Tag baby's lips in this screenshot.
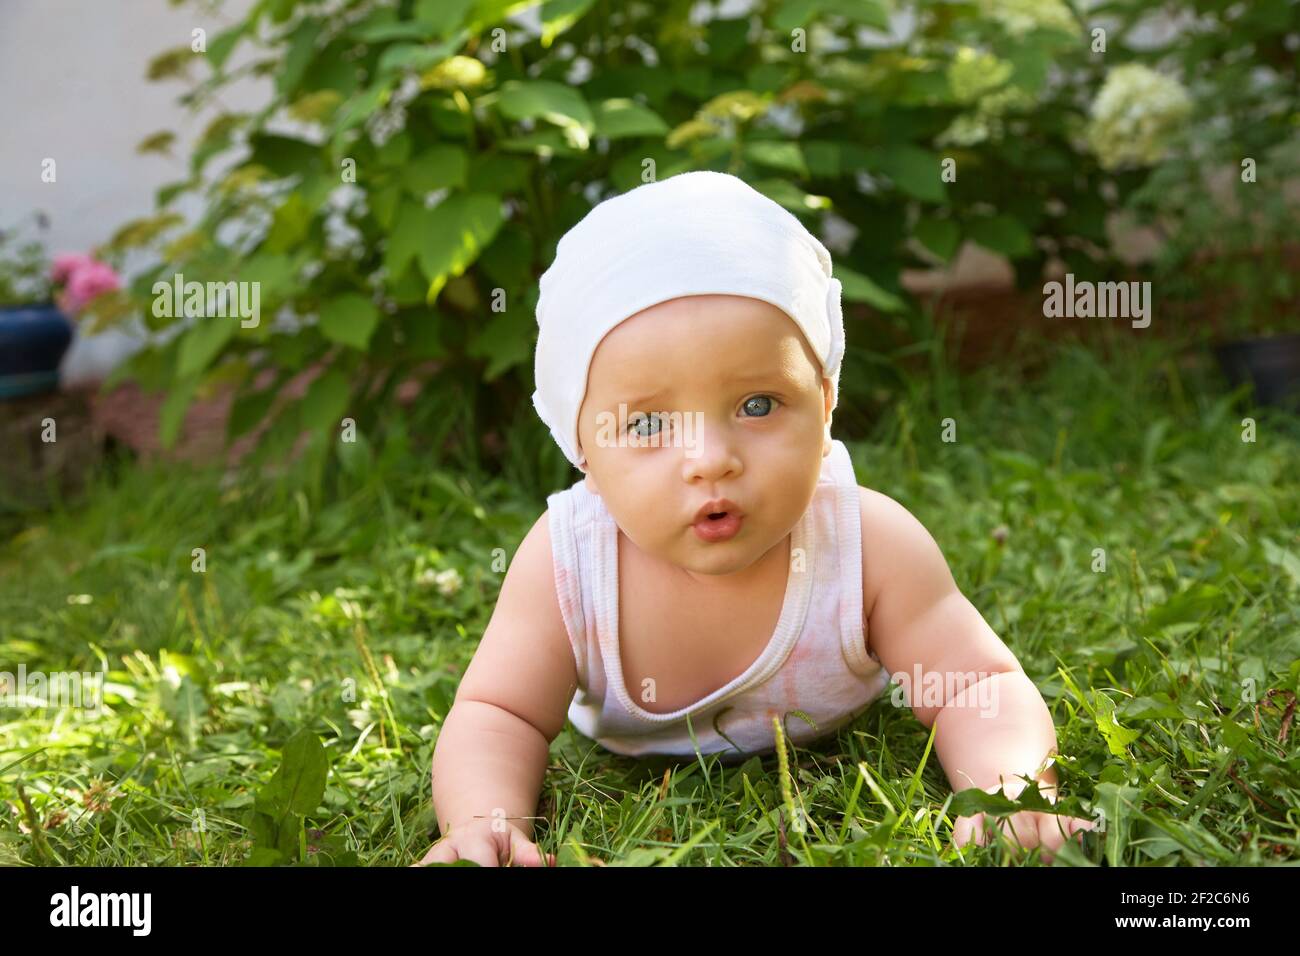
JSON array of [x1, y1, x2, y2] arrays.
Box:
[[691, 497, 743, 524]]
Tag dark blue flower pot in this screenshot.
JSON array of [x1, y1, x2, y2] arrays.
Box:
[[0, 303, 75, 399], [1214, 333, 1300, 414]]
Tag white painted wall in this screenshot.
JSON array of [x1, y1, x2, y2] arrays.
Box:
[[0, 0, 266, 385], [0, 0, 265, 262]]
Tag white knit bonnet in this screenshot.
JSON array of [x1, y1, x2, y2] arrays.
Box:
[[531, 170, 845, 471]]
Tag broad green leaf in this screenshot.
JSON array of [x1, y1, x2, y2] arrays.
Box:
[[707, 17, 751, 61], [872, 145, 947, 202], [1262, 538, 1300, 589], [468, 0, 545, 32], [540, 0, 597, 48], [773, 0, 889, 32], [592, 99, 669, 140], [966, 215, 1034, 258], [267, 729, 329, 817], [239, 253, 297, 309], [249, 133, 320, 178], [384, 202, 429, 277], [1007, 46, 1051, 96], [834, 264, 906, 312], [264, 193, 313, 253], [398, 308, 447, 359], [277, 18, 323, 95], [208, 26, 245, 72], [415, 0, 475, 35], [404, 145, 469, 193], [228, 382, 278, 441], [265, 0, 296, 24], [802, 140, 841, 178], [245, 807, 278, 852], [275, 813, 301, 858], [499, 127, 589, 156], [466, 153, 531, 193], [772, 0, 817, 33], [1121, 695, 1185, 720], [1092, 782, 1142, 868], [1141, 583, 1225, 632], [300, 367, 353, 431], [161, 674, 207, 749], [419, 193, 505, 303], [375, 131, 413, 166], [467, 306, 534, 380], [743, 140, 808, 177], [751, 178, 831, 215], [350, 13, 436, 43], [377, 36, 465, 76], [1094, 692, 1142, 757], [177, 317, 238, 378], [332, 82, 390, 137], [496, 80, 595, 148], [159, 374, 200, 450], [319, 294, 381, 350], [371, 184, 403, 230], [913, 219, 961, 261], [818, 0, 890, 30], [420, 55, 488, 91], [479, 228, 534, 292], [337, 427, 373, 479]]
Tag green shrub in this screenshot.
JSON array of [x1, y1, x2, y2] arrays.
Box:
[[98, 0, 1291, 486]]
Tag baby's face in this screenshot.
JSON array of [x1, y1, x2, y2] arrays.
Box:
[[576, 294, 833, 578]]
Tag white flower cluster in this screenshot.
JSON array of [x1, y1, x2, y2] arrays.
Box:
[[365, 72, 423, 148], [418, 567, 463, 597], [937, 48, 1034, 147], [1086, 64, 1193, 170], [977, 0, 1080, 38], [324, 182, 368, 259]]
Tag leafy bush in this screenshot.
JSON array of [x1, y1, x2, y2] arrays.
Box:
[[0, 213, 53, 307], [99, 0, 1292, 483]]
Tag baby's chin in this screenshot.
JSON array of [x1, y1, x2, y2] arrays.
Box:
[[666, 525, 792, 578]]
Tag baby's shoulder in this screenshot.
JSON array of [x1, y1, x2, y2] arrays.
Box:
[[854, 484, 956, 612]]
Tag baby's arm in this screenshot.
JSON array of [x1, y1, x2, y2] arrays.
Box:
[[421, 510, 577, 865], [858, 487, 1093, 859]]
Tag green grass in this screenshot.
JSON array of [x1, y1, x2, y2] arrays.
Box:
[[1, 328, 1297, 866]]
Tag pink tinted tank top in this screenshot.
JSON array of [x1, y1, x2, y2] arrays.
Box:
[[545, 439, 891, 760]]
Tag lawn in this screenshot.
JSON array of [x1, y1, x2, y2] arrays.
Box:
[[2, 329, 1297, 866]]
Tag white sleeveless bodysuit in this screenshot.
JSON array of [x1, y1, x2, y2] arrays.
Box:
[[545, 439, 892, 760]]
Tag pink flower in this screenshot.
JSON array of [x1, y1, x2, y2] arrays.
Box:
[[64, 261, 121, 312], [50, 252, 95, 285]]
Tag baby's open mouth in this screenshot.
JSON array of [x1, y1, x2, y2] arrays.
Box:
[[692, 508, 743, 542]]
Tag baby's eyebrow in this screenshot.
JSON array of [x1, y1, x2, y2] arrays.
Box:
[[723, 368, 793, 386], [619, 370, 793, 408]]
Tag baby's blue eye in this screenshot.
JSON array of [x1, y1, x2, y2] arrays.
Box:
[[628, 413, 663, 437], [742, 395, 776, 417]]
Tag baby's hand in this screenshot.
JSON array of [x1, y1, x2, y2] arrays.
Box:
[[952, 809, 1096, 864], [411, 818, 556, 868]]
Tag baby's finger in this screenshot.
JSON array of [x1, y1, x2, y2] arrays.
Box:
[[1035, 813, 1097, 863], [951, 813, 987, 849], [505, 829, 548, 867], [412, 839, 459, 867], [998, 811, 1041, 852], [447, 835, 500, 867]]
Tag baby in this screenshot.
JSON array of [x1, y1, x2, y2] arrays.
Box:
[[415, 171, 1094, 867]]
